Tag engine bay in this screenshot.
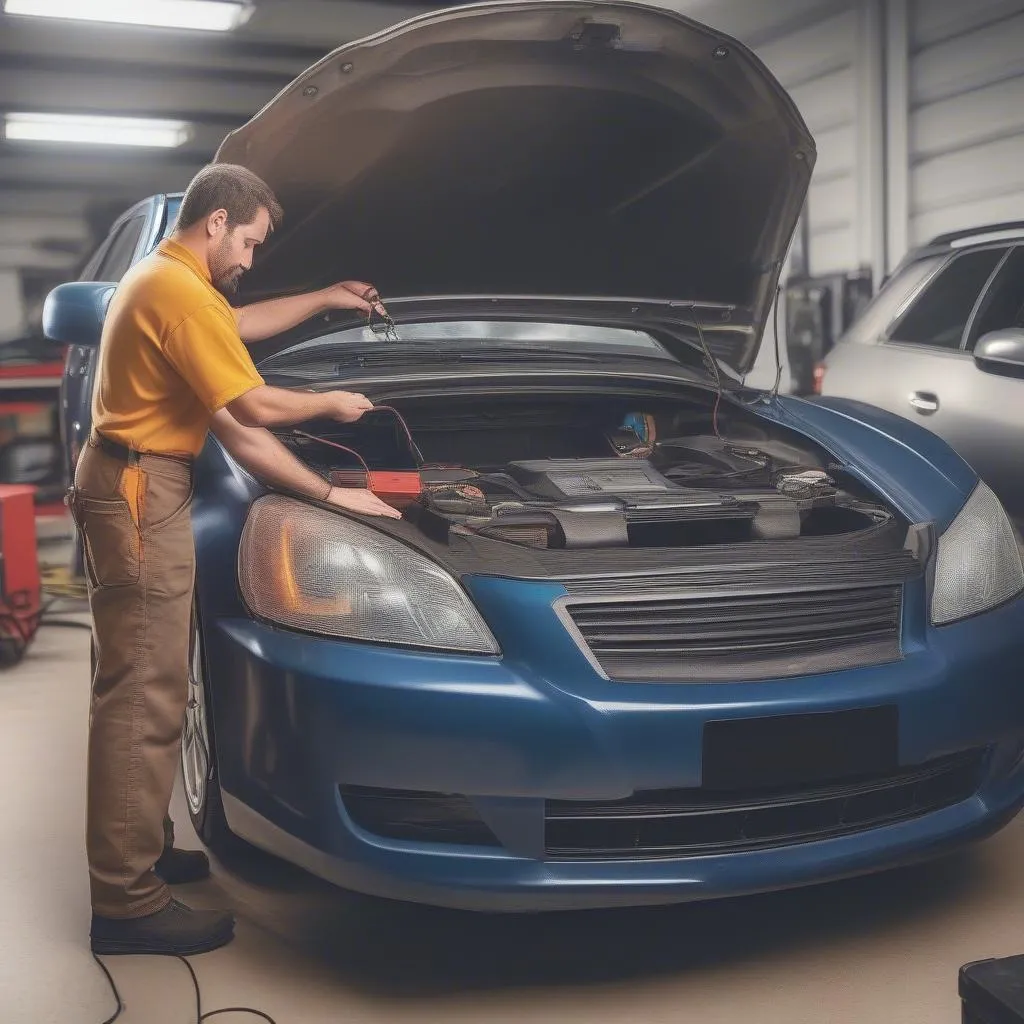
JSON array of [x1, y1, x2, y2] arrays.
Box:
[[276, 391, 894, 552]]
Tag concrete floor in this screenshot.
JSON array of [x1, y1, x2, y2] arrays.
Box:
[[3, 624, 1024, 1024]]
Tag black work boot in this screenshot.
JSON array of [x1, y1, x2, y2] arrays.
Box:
[[90, 898, 235, 956], [155, 847, 211, 884]]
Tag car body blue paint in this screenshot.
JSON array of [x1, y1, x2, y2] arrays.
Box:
[[62, 194, 1024, 911], [181, 404, 1024, 911], [219, 786, 1024, 912], [755, 395, 978, 529], [196, 585, 1024, 910]]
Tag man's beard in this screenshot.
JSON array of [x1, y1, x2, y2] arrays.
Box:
[[210, 238, 244, 295], [215, 268, 244, 295]]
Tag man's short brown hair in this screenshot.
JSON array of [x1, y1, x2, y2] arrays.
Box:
[[176, 164, 283, 233]]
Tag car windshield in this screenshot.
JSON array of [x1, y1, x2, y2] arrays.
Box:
[[259, 320, 679, 373]]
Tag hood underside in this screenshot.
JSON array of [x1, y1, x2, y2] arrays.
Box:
[[216, 1, 815, 375]]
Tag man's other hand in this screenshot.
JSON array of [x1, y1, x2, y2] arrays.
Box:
[[321, 280, 388, 318], [326, 390, 374, 423], [326, 486, 402, 519]]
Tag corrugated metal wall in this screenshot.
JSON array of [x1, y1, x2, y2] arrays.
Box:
[[677, 0, 881, 281], [905, 0, 1024, 246], [759, 6, 863, 276], [676, 0, 883, 386], [669, 0, 1024, 387], [681, 0, 1024, 272]]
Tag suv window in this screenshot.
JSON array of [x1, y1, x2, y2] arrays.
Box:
[[966, 246, 1024, 350], [96, 214, 146, 281], [839, 256, 941, 345], [888, 247, 1005, 349]]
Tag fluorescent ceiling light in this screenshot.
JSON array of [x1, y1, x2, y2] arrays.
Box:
[[2, 0, 253, 32], [5, 112, 192, 148]]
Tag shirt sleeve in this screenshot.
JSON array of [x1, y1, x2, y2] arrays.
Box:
[[163, 303, 265, 413]]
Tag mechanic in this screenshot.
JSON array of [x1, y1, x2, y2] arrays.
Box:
[[68, 163, 402, 958]]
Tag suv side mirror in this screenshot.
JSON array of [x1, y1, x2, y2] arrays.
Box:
[[974, 328, 1024, 380], [42, 281, 117, 349]]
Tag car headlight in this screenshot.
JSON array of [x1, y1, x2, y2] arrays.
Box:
[[238, 494, 499, 654], [931, 481, 1024, 626]]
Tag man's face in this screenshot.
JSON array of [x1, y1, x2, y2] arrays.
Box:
[[208, 206, 271, 295]]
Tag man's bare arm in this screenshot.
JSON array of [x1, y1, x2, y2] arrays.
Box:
[[211, 408, 331, 499], [209, 409, 401, 518], [226, 384, 372, 428], [234, 281, 386, 344]]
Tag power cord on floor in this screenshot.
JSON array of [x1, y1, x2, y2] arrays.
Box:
[[94, 952, 278, 1024]]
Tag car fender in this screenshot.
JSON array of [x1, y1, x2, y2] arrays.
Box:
[[751, 394, 977, 532]]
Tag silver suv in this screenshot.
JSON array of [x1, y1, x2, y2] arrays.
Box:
[[818, 223, 1024, 523]]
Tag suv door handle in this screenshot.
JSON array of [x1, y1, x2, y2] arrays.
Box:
[[909, 391, 939, 415]]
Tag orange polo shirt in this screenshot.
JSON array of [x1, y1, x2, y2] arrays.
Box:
[[92, 238, 264, 457]]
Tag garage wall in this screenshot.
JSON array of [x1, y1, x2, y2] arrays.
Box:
[[673, 0, 1024, 389], [759, 6, 864, 277], [675, 0, 884, 282], [683, 0, 1024, 275], [903, 0, 1024, 247], [672, 0, 886, 388]]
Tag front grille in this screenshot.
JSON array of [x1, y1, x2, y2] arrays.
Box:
[[545, 749, 986, 859], [563, 585, 903, 682]]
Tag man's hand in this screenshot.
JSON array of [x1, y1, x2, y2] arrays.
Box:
[[211, 408, 333, 503], [326, 486, 402, 519], [235, 279, 388, 343], [210, 410, 402, 518], [325, 390, 374, 423], [321, 280, 388, 318]]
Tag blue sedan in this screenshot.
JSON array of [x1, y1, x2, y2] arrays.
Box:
[[50, 0, 1024, 912]]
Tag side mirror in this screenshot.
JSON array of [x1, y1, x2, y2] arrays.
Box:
[[42, 281, 117, 349], [975, 328, 1024, 380]]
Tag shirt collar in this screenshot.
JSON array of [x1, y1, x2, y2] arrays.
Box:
[[158, 237, 213, 284]]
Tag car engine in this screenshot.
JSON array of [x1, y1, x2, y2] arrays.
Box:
[[277, 390, 893, 552]]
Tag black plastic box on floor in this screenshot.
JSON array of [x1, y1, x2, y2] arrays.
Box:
[[961, 956, 1024, 1024]]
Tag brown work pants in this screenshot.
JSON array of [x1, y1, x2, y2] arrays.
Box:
[[69, 438, 195, 919]]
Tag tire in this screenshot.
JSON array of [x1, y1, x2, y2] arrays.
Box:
[[182, 605, 245, 861]]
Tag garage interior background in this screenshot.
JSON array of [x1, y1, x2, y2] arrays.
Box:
[[0, 0, 1022, 393]]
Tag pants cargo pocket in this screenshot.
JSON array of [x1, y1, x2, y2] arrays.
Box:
[[141, 460, 194, 533], [77, 496, 141, 588]]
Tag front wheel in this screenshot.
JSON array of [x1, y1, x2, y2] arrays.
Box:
[[182, 606, 242, 860]]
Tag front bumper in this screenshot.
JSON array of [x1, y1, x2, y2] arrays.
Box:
[[202, 576, 1024, 912]]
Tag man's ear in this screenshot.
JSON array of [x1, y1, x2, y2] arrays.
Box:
[[206, 208, 229, 237]]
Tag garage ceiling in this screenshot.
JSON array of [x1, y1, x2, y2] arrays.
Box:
[[0, 0, 829, 340], [0, 0, 461, 336]]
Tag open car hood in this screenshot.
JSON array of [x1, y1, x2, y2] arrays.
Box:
[[216, 0, 815, 377]]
